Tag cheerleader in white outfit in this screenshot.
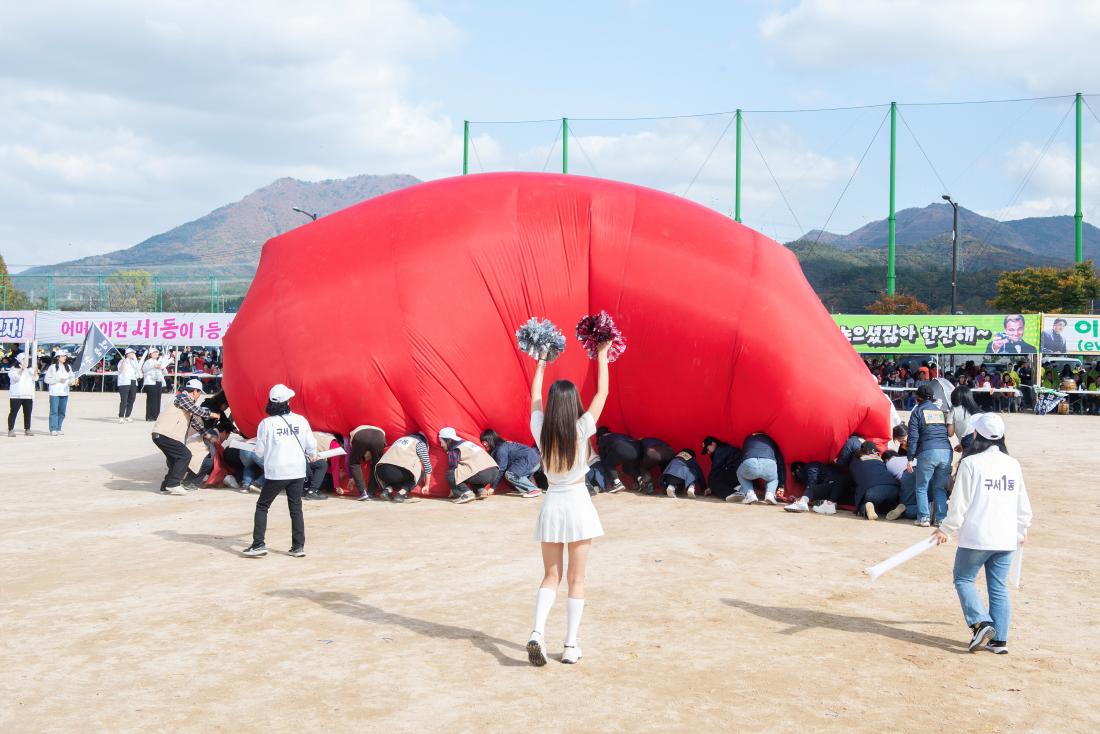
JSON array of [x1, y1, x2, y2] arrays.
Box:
[[526, 340, 612, 666]]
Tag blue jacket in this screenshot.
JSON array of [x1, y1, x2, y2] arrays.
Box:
[[597, 431, 637, 461], [803, 462, 846, 488], [490, 441, 540, 478], [661, 455, 706, 489], [907, 400, 952, 456], [848, 455, 899, 492], [742, 433, 786, 488], [836, 435, 863, 467]]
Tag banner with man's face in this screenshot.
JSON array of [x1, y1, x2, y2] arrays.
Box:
[[1041, 315, 1100, 354], [833, 314, 1041, 354]]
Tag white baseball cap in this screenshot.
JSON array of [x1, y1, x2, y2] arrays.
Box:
[[185, 378, 204, 391], [438, 427, 459, 442], [269, 383, 295, 403], [125, 347, 136, 354], [972, 413, 1005, 440]]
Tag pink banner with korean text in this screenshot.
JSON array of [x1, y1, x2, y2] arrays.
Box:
[[34, 311, 235, 346], [0, 310, 37, 342]]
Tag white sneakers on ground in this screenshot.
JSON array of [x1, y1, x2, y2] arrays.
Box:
[[813, 500, 837, 515], [864, 502, 879, 521], [666, 485, 676, 498], [125, 417, 133, 423], [785, 496, 810, 513], [561, 645, 582, 664], [607, 481, 626, 494], [527, 632, 548, 667], [885, 503, 907, 521], [50, 431, 59, 437], [118, 417, 125, 424], [764, 494, 778, 505], [165, 486, 187, 496], [686, 485, 696, 498], [740, 492, 758, 505], [223, 475, 240, 489]]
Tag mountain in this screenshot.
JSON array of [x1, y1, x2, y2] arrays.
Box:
[[802, 202, 1100, 262], [23, 174, 421, 278]]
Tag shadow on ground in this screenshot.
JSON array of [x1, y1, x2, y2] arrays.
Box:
[[722, 597, 966, 653], [103, 454, 168, 493], [267, 588, 529, 667], [154, 529, 250, 557]]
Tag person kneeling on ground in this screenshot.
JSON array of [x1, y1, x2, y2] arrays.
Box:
[[584, 451, 608, 495], [932, 414, 1032, 655], [883, 449, 918, 520], [481, 428, 542, 498], [374, 432, 432, 502], [786, 461, 852, 514], [595, 427, 639, 493], [660, 449, 706, 498], [440, 427, 500, 504], [348, 424, 386, 501], [701, 436, 742, 500], [302, 431, 336, 501], [151, 378, 220, 496], [730, 432, 785, 505], [242, 384, 317, 558], [849, 441, 906, 521], [634, 437, 675, 494]]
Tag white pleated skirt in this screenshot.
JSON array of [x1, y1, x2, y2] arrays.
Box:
[[534, 483, 604, 543]]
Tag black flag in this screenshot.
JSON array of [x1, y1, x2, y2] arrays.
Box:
[[72, 322, 115, 379]]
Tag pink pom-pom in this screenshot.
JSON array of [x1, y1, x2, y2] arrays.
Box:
[[575, 311, 626, 362]]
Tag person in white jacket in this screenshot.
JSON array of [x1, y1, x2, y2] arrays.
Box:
[[6, 352, 37, 437], [141, 347, 173, 421], [44, 352, 75, 436], [243, 384, 318, 558], [116, 348, 141, 423], [933, 413, 1033, 655]]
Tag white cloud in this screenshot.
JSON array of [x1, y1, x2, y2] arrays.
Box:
[[981, 142, 1100, 220], [760, 0, 1100, 94]]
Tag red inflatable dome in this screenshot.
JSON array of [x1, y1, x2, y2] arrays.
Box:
[[222, 172, 890, 496]]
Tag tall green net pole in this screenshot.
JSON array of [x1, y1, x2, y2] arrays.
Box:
[[562, 118, 569, 174], [734, 109, 742, 223], [886, 101, 897, 296], [1076, 92, 1083, 263], [462, 120, 470, 175], [209, 275, 215, 312]]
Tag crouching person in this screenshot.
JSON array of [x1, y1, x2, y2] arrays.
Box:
[[786, 461, 852, 515], [151, 378, 219, 496], [660, 449, 706, 498], [849, 441, 905, 521], [440, 427, 499, 504], [375, 432, 432, 502], [701, 436, 742, 500], [595, 427, 638, 493], [243, 384, 317, 558], [731, 432, 785, 505], [481, 428, 542, 498]]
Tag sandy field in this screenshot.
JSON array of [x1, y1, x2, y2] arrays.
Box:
[[1, 393, 1097, 733]]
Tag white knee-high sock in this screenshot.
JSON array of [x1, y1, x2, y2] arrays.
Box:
[[565, 597, 585, 646], [532, 588, 556, 637]]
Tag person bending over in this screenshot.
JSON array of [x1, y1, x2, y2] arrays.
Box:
[[348, 424, 386, 501], [660, 449, 706, 498], [701, 436, 742, 500], [785, 461, 852, 515], [595, 427, 638, 493], [481, 428, 542, 498], [848, 441, 905, 521], [302, 431, 335, 501], [730, 432, 785, 505], [151, 379, 219, 496], [633, 437, 675, 495], [440, 427, 500, 504], [374, 432, 432, 503]]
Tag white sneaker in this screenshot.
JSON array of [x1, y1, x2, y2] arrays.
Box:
[[125, 417, 133, 423], [686, 485, 696, 499], [724, 493, 739, 503], [885, 503, 907, 521], [165, 486, 187, 496], [526, 632, 548, 667], [248, 484, 263, 493], [50, 431, 58, 437], [864, 502, 879, 521], [607, 481, 626, 494], [561, 645, 582, 664], [784, 497, 810, 513], [740, 492, 758, 505], [223, 475, 240, 489], [764, 494, 778, 505], [813, 500, 837, 515], [665, 485, 676, 498], [118, 417, 126, 424]]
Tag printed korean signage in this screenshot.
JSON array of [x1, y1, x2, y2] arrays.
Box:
[[1041, 315, 1100, 354], [0, 310, 36, 342], [833, 314, 1041, 354], [34, 311, 236, 346]]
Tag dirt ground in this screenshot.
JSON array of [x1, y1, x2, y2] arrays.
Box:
[[1, 393, 1097, 733]]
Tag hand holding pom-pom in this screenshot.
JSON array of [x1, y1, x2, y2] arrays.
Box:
[[575, 311, 626, 362], [516, 317, 567, 362]]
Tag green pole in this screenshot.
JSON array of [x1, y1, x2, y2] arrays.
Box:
[[562, 118, 569, 174], [887, 101, 897, 296], [462, 120, 470, 175], [735, 109, 742, 223], [209, 275, 215, 312], [47, 275, 53, 310], [1075, 92, 1083, 263]]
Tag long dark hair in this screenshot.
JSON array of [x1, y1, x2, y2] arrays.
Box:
[[950, 385, 982, 415], [540, 379, 584, 473], [52, 354, 72, 373], [964, 434, 1009, 458], [480, 428, 502, 453], [265, 400, 291, 416]]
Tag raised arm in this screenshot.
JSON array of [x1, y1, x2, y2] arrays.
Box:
[[585, 342, 612, 423], [530, 354, 548, 414]]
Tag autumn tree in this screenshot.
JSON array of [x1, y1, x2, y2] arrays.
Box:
[[0, 253, 31, 309], [107, 269, 155, 311], [991, 261, 1100, 313], [866, 293, 931, 315]]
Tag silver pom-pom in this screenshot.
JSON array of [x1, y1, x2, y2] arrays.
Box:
[[516, 317, 566, 362]]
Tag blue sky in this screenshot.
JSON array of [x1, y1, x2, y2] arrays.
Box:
[[1, 0, 1097, 270]]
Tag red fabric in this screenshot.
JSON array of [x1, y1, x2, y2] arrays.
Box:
[[223, 173, 890, 497], [202, 442, 228, 488]]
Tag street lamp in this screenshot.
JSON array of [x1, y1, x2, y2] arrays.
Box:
[[291, 207, 318, 221], [942, 194, 959, 314]]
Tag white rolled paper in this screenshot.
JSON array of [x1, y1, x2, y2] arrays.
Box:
[[865, 536, 938, 581], [225, 436, 257, 452], [317, 447, 347, 460], [1010, 546, 1023, 588]]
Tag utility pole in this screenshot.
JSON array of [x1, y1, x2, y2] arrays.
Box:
[[1075, 92, 1083, 263], [887, 102, 897, 295], [462, 120, 470, 175], [562, 118, 569, 174], [943, 195, 960, 313], [734, 109, 742, 223]]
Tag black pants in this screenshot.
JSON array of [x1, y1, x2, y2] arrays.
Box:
[[349, 429, 386, 494], [118, 384, 137, 418], [152, 433, 192, 490], [660, 474, 687, 492], [602, 441, 640, 485], [253, 477, 305, 549], [8, 398, 32, 431], [446, 467, 497, 497], [804, 478, 853, 504], [707, 465, 741, 499], [306, 459, 328, 492], [144, 384, 163, 421], [375, 463, 416, 492]]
